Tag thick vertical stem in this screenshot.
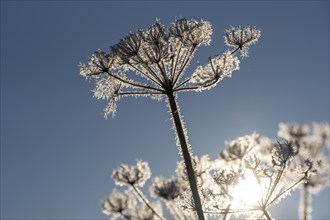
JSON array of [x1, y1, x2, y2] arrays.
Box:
[[167, 92, 205, 220], [299, 185, 311, 220]]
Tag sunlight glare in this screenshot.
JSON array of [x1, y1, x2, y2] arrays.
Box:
[[229, 170, 262, 206]]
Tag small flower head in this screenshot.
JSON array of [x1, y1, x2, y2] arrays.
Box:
[[112, 160, 151, 187], [191, 51, 240, 89], [224, 26, 261, 57], [277, 122, 310, 142], [150, 177, 186, 200], [79, 50, 115, 77], [137, 20, 174, 65], [312, 122, 330, 147], [220, 132, 260, 162], [272, 140, 297, 166], [112, 31, 143, 65], [304, 160, 329, 194], [169, 18, 213, 47], [101, 189, 136, 217]]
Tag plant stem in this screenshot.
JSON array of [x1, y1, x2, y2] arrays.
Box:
[[223, 204, 231, 220], [167, 92, 205, 220], [262, 209, 272, 220], [130, 184, 164, 220], [300, 185, 311, 220]]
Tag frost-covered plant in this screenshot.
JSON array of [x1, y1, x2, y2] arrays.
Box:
[[80, 17, 260, 220], [106, 161, 164, 220], [202, 136, 316, 220], [102, 189, 163, 220], [278, 122, 330, 220], [100, 123, 328, 220]]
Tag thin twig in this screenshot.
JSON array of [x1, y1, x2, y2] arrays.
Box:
[[130, 184, 165, 220]]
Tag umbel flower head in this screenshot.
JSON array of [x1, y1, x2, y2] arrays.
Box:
[[219, 132, 260, 162], [150, 177, 186, 200], [203, 139, 316, 220], [80, 18, 260, 118], [101, 189, 136, 217], [112, 160, 151, 187], [224, 26, 261, 57]]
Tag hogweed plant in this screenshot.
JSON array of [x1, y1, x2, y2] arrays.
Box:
[[277, 123, 330, 220], [80, 18, 329, 219], [99, 123, 329, 220], [80, 18, 259, 220]]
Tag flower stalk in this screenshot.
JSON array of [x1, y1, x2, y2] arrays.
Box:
[[262, 209, 272, 220], [130, 184, 165, 220], [80, 18, 262, 219], [167, 92, 205, 220]]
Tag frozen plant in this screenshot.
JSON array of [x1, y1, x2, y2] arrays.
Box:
[[278, 122, 330, 220], [104, 161, 164, 220], [80, 17, 260, 220], [202, 135, 317, 220], [101, 124, 328, 220]]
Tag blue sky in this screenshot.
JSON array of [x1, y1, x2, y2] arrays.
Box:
[[1, 1, 329, 219]]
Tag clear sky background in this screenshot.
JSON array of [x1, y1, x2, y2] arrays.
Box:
[[1, 1, 329, 219]]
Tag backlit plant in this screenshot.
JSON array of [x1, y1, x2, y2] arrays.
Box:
[[80, 18, 329, 219]]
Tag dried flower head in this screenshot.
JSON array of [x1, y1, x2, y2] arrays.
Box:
[[101, 189, 136, 218], [79, 50, 116, 77], [112, 31, 143, 65], [272, 140, 297, 166], [277, 122, 310, 142], [312, 122, 330, 147], [112, 160, 151, 187], [80, 18, 259, 118], [220, 132, 260, 162], [169, 18, 212, 46], [224, 26, 261, 57], [191, 51, 240, 89], [150, 177, 186, 200]]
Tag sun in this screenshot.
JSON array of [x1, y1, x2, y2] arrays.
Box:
[[229, 170, 263, 207]]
